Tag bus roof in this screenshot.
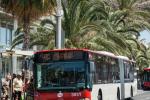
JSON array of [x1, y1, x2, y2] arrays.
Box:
[[116, 55, 135, 62], [34, 48, 89, 54], [35, 49, 119, 58], [117, 56, 129, 60], [34, 49, 134, 61], [88, 50, 117, 58], [96, 51, 115, 56]]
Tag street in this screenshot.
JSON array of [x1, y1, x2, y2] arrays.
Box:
[[132, 90, 150, 100]]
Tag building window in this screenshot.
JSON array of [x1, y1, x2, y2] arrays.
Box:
[[0, 27, 12, 46]]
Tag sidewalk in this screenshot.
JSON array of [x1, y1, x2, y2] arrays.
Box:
[[137, 89, 145, 95]]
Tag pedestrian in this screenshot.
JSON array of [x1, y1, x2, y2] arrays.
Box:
[[1, 74, 11, 100], [13, 73, 23, 100], [10, 73, 17, 99]]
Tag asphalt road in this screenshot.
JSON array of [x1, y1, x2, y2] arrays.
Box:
[[132, 90, 150, 100]]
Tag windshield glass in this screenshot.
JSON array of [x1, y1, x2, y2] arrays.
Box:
[[144, 71, 150, 82], [36, 61, 85, 89]]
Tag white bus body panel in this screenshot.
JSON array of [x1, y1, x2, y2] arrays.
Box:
[[124, 83, 132, 98], [91, 83, 120, 100], [91, 82, 137, 100], [133, 79, 138, 96], [124, 81, 137, 98]]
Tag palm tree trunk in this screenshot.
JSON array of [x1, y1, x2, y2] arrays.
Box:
[[22, 15, 30, 50]]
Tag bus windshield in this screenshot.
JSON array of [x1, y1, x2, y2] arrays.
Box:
[[143, 71, 150, 82], [36, 61, 85, 90]]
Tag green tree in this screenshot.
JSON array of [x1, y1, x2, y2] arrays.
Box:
[[1, 0, 55, 50], [105, 0, 150, 70], [105, 0, 150, 30], [11, 23, 55, 50], [10, 0, 150, 68], [11, 0, 109, 49], [11, 0, 145, 54], [41, 0, 130, 54]]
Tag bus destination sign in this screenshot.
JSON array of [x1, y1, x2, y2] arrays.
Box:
[[34, 50, 85, 63]]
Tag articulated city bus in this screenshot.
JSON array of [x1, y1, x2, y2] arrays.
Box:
[[142, 67, 150, 90], [32, 49, 137, 100]]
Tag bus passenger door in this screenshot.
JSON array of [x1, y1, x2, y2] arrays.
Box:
[[88, 61, 95, 90], [119, 59, 125, 99]]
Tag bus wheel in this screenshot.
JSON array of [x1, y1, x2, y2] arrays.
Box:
[[117, 89, 120, 100], [98, 90, 102, 100]]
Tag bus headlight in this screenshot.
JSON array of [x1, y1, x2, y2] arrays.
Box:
[[80, 98, 90, 100]]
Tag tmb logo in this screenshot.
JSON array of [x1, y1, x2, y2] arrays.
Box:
[[57, 91, 63, 98]]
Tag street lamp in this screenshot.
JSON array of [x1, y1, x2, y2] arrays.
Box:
[[56, 0, 63, 49]]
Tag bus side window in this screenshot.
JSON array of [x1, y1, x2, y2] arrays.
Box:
[[129, 62, 134, 82], [123, 61, 134, 82], [89, 61, 96, 83], [89, 62, 95, 73], [114, 59, 120, 82], [111, 58, 119, 83]]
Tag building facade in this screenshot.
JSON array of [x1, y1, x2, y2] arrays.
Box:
[[0, 8, 14, 77], [0, 8, 33, 78]]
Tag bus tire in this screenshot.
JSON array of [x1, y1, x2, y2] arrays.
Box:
[[127, 87, 133, 100], [117, 88, 120, 100], [98, 90, 102, 100]]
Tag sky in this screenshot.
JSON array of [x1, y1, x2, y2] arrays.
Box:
[[140, 30, 150, 44]]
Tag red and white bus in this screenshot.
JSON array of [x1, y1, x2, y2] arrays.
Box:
[[142, 67, 150, 90], [32, 49, 137, 100]]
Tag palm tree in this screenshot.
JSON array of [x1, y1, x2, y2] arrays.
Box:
[[41, 0, 129, 53], [11, 22, 55, 50], [61, 0, 150, 56], [104, 0, 150, 70], [10, 0, 145, 54], [1, 0, 55, 50], [11, 0, 109, 49], [10, 0, 150, 61], [136, 44, 150, 72], [105, 0, 150, 30]]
